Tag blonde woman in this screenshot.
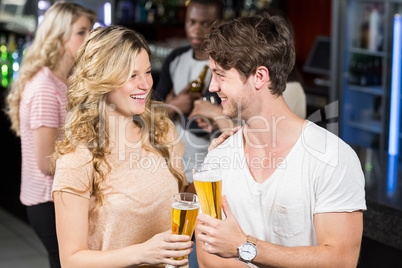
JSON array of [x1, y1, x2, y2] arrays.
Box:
[[52, 26, 192, 268], [5, 2, 96, 268]]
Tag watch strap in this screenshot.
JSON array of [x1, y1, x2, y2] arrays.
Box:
[[247, 235, 258, 245]]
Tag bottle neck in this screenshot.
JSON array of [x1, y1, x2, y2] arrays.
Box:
[[198, 65, 209, 82]]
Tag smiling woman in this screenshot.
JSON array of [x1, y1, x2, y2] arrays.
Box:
[[51, 26, 192, 268], [4, 2, 97, 268]]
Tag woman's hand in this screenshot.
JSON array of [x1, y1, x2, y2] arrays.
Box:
[[140, 230, 193, 266], [208, 126, 241, 152]]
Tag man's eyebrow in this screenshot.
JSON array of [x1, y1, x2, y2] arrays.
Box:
[[212, 66, 224, 73]]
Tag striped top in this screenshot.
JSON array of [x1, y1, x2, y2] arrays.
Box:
[[19, 67, 67, 206]]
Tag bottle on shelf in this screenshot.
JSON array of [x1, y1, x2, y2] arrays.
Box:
[[145, 0, 156, 23], [189, 65, 209, 93], [117, 0, 136, 23], [224, 0, 235, 20], [7, 33, 17, 83], [369, 5, 380, 51], [167, 0, 178, 23], [135, 0, 148, 23], [360, 6, 370, 49], [372, 57, 382, 85], [348, 53, 359, 85], [359, 55, 369, 86], [156, 0, 167, 23]]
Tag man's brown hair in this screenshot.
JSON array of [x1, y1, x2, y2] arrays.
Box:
[[202, 14, 295, 95]]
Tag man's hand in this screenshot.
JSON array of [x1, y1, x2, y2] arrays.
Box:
[[166, 83, 201, 115], [196, 195, 246, 259]]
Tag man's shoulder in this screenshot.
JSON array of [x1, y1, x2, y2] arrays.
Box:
[[206, 129, 243, 159], [300, 122, 359, 167]]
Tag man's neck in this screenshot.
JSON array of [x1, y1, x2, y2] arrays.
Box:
[[242, 111, 306, 184], [193, 48, 208, 61]]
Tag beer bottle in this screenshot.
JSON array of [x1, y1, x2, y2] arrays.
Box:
[[190, 65, 209, 93]]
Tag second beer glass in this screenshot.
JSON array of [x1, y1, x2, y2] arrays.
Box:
[[167, 193, 199, 268], [192, 163, 222, 220]]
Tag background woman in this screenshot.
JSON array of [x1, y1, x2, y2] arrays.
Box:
[[5, 2, 97, 267], [52, 25, 192, 268]]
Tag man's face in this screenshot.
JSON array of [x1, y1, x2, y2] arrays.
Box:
[[208, 59, 253, 119], [185, 3, 219, 52]]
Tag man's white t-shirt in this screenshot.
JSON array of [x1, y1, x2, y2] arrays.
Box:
[[204, 122, 366, 247], [283, 81, 306, 119]]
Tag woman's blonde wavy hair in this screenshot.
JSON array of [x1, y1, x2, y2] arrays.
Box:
[[5, 1, 97, 136], [53, 26, 185, 209]]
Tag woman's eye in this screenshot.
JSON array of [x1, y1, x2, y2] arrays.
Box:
[[78, 31, 86, 36], [131, 74, 137, 78]]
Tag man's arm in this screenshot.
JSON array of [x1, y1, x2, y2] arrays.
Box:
[[250, 211, 363, 268], [164, 86, 201, 116], [196, 196, 363, 268]]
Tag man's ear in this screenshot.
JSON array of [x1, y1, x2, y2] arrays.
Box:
[[254, 66, 269, 90]]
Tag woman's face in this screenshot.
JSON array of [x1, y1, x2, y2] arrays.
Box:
[[64, 15, 92, 58], [105, 49, 153, 117]]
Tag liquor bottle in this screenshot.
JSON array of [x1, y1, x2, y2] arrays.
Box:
[[135, 0, 147, 23], [7, 33, 17, 83], [167, 0, 178, 23], [190, 65, 209, 93], [360, 6, 370, 49], [348, 54, 358, 85], [117, 0, 135, 23], [145, 0, 156, 23], [369, 5, 380, 51], [156, 0, 167, 23], [224, 0, 235, 20]]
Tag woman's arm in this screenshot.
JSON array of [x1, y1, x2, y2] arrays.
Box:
[[54, 191, 193, 268], [32, 127, 59, 176]]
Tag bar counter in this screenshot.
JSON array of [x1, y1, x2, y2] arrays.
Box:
[[357, 147, 402, 250]]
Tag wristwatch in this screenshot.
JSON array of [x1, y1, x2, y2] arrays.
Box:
[[238, 235, 258, 263]]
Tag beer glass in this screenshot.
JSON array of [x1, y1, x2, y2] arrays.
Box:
[[192, 163, 222, 219], [167, 193, 199, 268]]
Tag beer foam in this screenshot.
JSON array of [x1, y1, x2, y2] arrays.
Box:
[[193, 172, 221, 182], [172, 202, 200, 210]]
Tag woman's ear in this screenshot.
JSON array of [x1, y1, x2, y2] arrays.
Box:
[[254, 66, 269, 90]]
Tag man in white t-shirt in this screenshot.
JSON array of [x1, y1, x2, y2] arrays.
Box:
[[195, 14, 366, 268]]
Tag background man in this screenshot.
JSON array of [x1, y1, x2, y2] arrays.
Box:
[[154, 0, 224, 184]]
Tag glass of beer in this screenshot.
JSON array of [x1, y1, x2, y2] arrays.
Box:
[[167, 193, 199, 268], [192, 163, 222, 220]]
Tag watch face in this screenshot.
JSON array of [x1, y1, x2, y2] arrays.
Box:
[[239, 242, 257, 261]]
